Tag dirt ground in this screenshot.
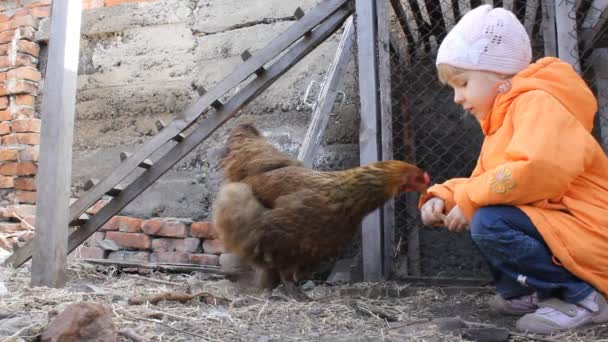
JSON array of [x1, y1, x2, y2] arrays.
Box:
[[1, 261, 607, 342]]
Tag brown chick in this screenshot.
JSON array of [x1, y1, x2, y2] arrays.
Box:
[[213, 123, 430, 300]]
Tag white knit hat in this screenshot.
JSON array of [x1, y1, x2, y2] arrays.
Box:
[[436, 5, 532, 75]]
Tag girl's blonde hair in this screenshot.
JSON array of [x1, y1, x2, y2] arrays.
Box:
[[437, 63, 467, 85], [437, 63, 514, 85]]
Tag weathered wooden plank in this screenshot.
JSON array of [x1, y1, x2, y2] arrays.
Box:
[[580, 0, 608, 50], [555, 0, 582, 73], [389, 0, 416, 60], [30, 0, 82, 288], [81, 258, 235, 275], [2, 7, 351, 268], [377, 0, 396, 279], [591, 48, 608, 152], [356, 0, 383, 282], [66, 0, 350, 229], [297, 16, 354, 167], [542, 0, 558, 56]]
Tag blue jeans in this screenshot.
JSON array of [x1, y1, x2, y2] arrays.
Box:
[[470, 205, 593, 303]]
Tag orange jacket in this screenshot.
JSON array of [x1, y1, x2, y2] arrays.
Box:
[[420, 57, 608, 296]]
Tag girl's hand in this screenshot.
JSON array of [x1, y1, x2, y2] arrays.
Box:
[[445, 205, 469, 232], [420, 197, 446, 226]]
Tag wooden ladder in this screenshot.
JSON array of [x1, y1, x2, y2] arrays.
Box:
[[4, 0, 353, 268]]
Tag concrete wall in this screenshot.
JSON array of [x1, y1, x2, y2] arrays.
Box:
[[35, 0, 360, 220]]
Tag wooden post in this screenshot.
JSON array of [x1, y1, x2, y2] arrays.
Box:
[[555, 0, 582, 73], [31, 0, 82, 288], [356, 0, 383, 282], [376, 0, 395, 279], [542, 0, 558, 56], [298, 16, 354, 167]]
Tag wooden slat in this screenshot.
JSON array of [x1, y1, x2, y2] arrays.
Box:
[[377, 0, 396, 279], [555, 0, 582, 73], [30, 0, 82, 288], [65, 0, 350, 229], [297, 16, 354, 167], [2, 7, 351, 268], [542, 0, 558, 56], [356, 0, 383, 282]]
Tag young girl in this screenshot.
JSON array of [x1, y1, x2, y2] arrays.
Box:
[[419, 4, 608, 334]]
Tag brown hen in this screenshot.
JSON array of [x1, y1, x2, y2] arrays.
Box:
[[213, 124, 430, 300]]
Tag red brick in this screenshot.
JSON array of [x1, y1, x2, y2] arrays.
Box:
[[77, 246, 107, 259], [0, 222, 25, 233], [0, 174, 13, 188], [14, 176, 35, 190], [106, 0, 153, 7], [0, 235, 12, 251], [83, 0, 105, 10], [100, 216, 119, 231], [6, 15, 36, 31], [24, 0, 52, 8], [8, 67, 40, 82], [190, 221, 218, 239], [16, 132, 39, 144], [188, 253, 219, 266], [14, 94, 34, 106], [150, 251, 188, 264], [0, 161, 37, 175], [0, 83, 7, 97], [7, 80, 37, 95], [18, 145, 38, 161], [16, 53, 36, 68], [219, 253, 242, 270], [30, 5, 50, 18], [11, 118, 40, 133], [0, 30, 16, 45], [0, 44, 7, 55], [0, 14, 10, 23], [0, 96, 8, 109], [1, 134, 17, 145], [0, 110, 10, 120], [141, 219, 187, 238], [0, 122, 9, 135], [115, 215, 143, 233], [105, 231, 151, 250], [85, 199, 108, 215], [151, 237, 200, 253], [16, 190, 36, 203], [108, 251, 150, 263], [19, 214, 35, 229], [0, 148, 17, 161], [0, 72, 5, 81], [1, 204, 35, 219], [202, 239, 226, 255], [13, 107, 35, 118], [85, 231, 106, 246], [17, 40, 39, 57]]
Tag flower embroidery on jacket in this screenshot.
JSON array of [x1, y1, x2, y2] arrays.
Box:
[[490, 165, 515, 194]]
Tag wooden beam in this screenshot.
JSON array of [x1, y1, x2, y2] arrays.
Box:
[[3, 7, 352, 268], [555, 0, 582, 73], [297, 16, 354, 167], [30, 0, 82, 288], [389, 0, 416, 59], [376, 0, 395, 279], [65, 0, 350, 232], [356, 0, 383, 282], [542, 0, 558, 56]]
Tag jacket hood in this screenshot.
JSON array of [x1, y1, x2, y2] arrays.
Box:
[[481, 57, 598, 135]]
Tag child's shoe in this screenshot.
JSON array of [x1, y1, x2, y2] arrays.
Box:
[[516, 290, 608, 334]]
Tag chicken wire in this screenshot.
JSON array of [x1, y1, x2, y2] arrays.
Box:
[[350, 0, 607, 278]]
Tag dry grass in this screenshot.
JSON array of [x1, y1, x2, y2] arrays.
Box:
[[1, 261, 607, 342]]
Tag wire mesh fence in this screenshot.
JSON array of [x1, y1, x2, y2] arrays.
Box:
[[380, 0, 607, 277]]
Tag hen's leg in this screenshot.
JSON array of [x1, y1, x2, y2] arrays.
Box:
[[279, 269, 311, 302], [255, 267, 280, 290]]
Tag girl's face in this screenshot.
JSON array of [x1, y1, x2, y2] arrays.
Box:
[[446, 69, 508, 122]]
